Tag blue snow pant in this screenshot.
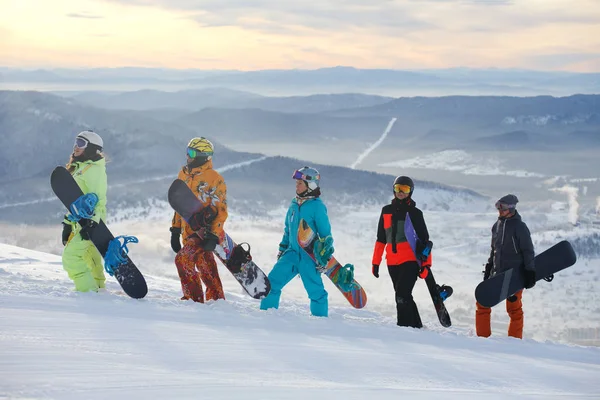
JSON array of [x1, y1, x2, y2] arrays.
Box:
[[260, 250, 328, 317]]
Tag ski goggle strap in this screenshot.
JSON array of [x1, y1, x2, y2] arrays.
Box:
[[393, 184, 412, 194], [292, 169, 319, 181], [495, 201, 515, 211], [187, 147, 212, 159], [74, 137, 88, 149]]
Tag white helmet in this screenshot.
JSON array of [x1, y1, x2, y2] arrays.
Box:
[[77, 130, 103, 148]]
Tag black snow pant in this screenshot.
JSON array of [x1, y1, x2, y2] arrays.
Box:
[[388, 261, 423, 328]]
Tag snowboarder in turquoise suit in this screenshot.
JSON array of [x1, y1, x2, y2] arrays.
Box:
[[260, 166, 334, 317]]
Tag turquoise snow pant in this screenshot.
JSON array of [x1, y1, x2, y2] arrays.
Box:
[[260, 250, 328, 317], [62, 233, 106, 292]]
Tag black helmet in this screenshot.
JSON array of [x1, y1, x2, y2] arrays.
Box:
[[393, 176, 414, 196]]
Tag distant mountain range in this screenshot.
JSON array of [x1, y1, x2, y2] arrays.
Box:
[[2, 88, 600, 224], [0, 89, 488, 224], [2, 66, 599, 96]]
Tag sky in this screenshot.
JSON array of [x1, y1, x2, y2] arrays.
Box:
[[1, 0, 599, 72]]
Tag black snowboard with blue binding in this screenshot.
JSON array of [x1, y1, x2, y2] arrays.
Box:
[[51, 166, 148, 299]]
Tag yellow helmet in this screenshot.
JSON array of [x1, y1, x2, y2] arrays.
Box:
[[187, 137, 214, 158]]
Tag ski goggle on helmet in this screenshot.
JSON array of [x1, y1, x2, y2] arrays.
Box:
[[292, 166, 320, 190], [74, 130, 103, 150], [75, 137, 88, 149], [495, 201, 515, 211], [187, 137, 214, 159], [393, 184, 412, 194], [392, 175, 414, 195]]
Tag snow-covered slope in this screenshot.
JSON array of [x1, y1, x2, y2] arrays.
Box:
[[1, 243, 599, 399]]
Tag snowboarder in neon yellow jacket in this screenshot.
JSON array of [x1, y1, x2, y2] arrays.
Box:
[[61, 131, 108, 292]]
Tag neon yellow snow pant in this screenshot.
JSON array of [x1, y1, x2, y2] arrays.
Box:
[[62, 233, 106, 292]]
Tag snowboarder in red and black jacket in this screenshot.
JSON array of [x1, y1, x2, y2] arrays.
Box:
[[372, 176, 432, 328]]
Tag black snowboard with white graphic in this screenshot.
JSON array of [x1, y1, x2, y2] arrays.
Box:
[[167, 179, 270, 299]]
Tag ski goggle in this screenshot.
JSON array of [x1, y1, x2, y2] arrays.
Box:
[[74, 137, 88, 149], [293, 170, 319, 181], [495, 201, 514, 211], [393, 184, 412, 194], [187, 147, 212, 159]]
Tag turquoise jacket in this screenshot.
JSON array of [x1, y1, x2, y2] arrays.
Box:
[[279, 197, 332, 260]]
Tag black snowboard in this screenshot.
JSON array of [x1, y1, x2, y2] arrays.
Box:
[[167, 179, 271, 299], [423, 270, 452, 328], [404, 214, 452, 327], [51, 166, 148, 299], [475, 240, 577, 308]]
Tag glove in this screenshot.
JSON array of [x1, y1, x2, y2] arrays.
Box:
[[61, 223, 72, 246], [200, 231, 219, 252], [524, 269, 536, 289], [372, 264, 379, 278], [170, 227, 182, 253], [418, 265, 430, 279], [79, 219, 97, 241], [314, 236, 334, 266], [483, 263, 492, 280]]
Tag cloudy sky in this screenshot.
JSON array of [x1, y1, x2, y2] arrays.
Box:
[[1, 0, 599, 71]]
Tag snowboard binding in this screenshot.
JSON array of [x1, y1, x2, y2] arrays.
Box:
[[67, 193, 98, 222], [226, 242, 252, 274], [437, 284, 453, 301], [188, 205, 217, 232], [104, 235, 139, 276]]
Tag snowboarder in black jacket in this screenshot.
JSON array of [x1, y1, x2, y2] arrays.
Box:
[[476, 194, 536, 339]]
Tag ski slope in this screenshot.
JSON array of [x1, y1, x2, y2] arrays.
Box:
[[1, 243, 599, 399], [349, 117, 397, 169]]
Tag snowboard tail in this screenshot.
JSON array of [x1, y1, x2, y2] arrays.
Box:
[[50, 166, 148, 299], [297, 219, 367, 309], [475, 240, 577, 308]]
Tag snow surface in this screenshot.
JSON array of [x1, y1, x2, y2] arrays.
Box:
[[2, 172, 599, 398], [1, 243, 600, 399]]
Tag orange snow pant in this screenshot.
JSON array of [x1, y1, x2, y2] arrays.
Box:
[[476, 290, 524, 339], [175, 237, 225, 303]]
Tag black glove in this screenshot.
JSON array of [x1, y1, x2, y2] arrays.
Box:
[[507, 294, 519, 303], [524, 269, 536, 289], [79, 219, 97, 241], [372, 264, 379, 278], [170, 227, 182, 253], [200, 232, 219, 252], [483, 263, 492, 280], [61, 223, 72, 246]]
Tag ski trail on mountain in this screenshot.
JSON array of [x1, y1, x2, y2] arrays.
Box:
[[216, 156, 269, 173], [0, 196, 57, 209], [0, 157, 269, 211], [350, 117, 397, 169]]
